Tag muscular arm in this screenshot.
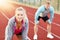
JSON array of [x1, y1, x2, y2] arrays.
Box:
[[35, 5, 44, 24], [48, 7, 54, 24], [34, 5, 44, 35]]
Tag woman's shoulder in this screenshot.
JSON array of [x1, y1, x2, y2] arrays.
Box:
[[9, 16, 15, 20], [9, 16, 15, 24]]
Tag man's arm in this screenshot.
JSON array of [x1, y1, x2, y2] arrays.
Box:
[[48, 7, 54, 24], [35, 5, 44, 24], [34, 5, 44, 35]]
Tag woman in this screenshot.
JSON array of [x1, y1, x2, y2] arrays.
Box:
[[5, 7, 30, 40]]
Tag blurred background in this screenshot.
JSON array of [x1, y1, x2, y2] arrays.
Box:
[[11, 0, 60, 14]]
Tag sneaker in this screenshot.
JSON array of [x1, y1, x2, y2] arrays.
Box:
[[47, 33, 54, 39], [33, 34, 37, 40], [27, 37, 31, 40]]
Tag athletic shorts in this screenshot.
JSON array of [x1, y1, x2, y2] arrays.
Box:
[[37, 16, 49, 22]]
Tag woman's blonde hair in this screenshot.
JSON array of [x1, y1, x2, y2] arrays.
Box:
[[15, 7, 28, 21]]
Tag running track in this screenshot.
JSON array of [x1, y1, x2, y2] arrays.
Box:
[[0, 2, 60, 40]]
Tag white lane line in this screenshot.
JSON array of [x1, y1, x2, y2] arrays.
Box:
[[29, 20, 60, 39], [53, 22, 60, 26], [0, 11, 9, 20]]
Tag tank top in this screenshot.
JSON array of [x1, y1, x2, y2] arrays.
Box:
[[14, 20, 25, 35]]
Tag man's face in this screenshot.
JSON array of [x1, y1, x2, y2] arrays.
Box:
[[46, 3, 50, 9], [15, 11, 24, 22]]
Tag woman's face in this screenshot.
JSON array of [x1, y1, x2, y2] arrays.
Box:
[[15, 11, 24, 22]]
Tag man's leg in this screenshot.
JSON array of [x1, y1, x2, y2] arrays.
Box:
[[33, 16, 41, 40], [33, 24, 38, 40], [42, 16, 54, 39], [47, 23, 54, 39], [47, 23, 51, 34]]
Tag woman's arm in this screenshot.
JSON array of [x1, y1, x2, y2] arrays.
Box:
[[22, 19, 30, 40], [5, 18, 14, 40]]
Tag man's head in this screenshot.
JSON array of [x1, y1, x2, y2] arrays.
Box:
[[45, 1, 50, 9]]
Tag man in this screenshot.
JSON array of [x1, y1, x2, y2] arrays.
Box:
[[34, 1, 54, 40]]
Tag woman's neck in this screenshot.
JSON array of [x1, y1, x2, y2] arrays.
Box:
[[16, 20, 23, 29], [15, 18, 23, 23]]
